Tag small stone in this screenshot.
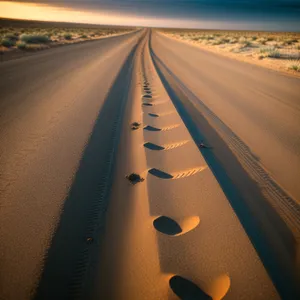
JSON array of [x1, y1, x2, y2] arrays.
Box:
[[86, 237, 93, 244], [131, 122, 141, 130], [126, 173, 145, 185]]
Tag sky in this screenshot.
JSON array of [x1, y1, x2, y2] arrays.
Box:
[[0, 0, 300, 31]]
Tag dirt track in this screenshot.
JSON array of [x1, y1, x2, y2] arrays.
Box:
[[1, 29, 300, 299]]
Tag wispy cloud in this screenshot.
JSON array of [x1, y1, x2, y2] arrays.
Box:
[[1, 0, 300, 30]]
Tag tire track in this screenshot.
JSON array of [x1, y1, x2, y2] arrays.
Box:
[[34, 37, 143, 300], [150, 36, 300, 298]]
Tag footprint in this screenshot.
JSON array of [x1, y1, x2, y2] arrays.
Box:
[[144, 142, 165, 150], [142, 103, 153, 106], [153, 216, 182, 235], [148, 167, 207, 179], [169, 276, 212, 300], [153, 216, 200, 236], [143, 125, 161, 132], [148, 168, 173, 178], [148, 113, 159, 117], [143, 124, 179, 131], [142, 94, 152, 99]]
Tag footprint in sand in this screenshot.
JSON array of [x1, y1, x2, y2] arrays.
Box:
[[142, 94, 152, 99], [169, 276, 212, 300], [153, 216, 199, 236], [148, 113, 159, 117], [153, 216, 182, 235], [143, 124, 180, 131]]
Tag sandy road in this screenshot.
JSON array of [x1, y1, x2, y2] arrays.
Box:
[[0, 30, 143, 300], [151, 31, 300, 203], [150, 30, 300, 298], [92, 31, 280, 300], [0, 27, 299, 300]]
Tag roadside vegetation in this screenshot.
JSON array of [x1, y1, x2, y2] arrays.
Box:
[[161, 29, 300, 74], [0, 23, 133, 55]]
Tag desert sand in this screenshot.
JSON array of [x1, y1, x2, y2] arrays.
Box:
[[91, 33, 279, 299], [160, 29, 300, 77], [1, 27, 299, 300]]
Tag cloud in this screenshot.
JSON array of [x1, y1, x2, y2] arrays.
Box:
[[1, 0, 300, 30]]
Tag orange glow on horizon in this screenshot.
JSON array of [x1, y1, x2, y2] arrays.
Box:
[[0, 1, 222, 28]]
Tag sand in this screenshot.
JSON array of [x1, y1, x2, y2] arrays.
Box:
[[92, 32, 280, 299], [0, 32, 141, 300], [1, 28, 293, 299], [160, 31, 300, 78]]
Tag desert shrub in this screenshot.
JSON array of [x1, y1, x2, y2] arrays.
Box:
[[221, 37, 231, 43], [260, 47, 281, 58], [81, 34, 88, 39], [259, 47, 274, 53], [252, 36, 257, 40], [288, 60, 300, 71], [212, 39, 224, 45], [17, 42, 26, 50], [229, 38, 237, 44], [64, 33, 72, 40], [285, 38, 298, 45], [268, 49, 281, 58], [1, 39, 15, 47], [239, 37, 251, 47], [20, 34, 50, 44], [257, 38, 267, 45], [5, 33, 19, 41]]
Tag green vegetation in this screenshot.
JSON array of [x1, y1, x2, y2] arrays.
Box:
[[64, 33, 72, 40], [16, 42, 26, 50], [288, 60, 300, 72], [0, 22, 133, 54], [1, 39, 15, 47], [20, 34, 50, 44], [161, 29, 300, 73]]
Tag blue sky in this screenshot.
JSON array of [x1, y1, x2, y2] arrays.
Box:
[[2, 0, 300, 31]]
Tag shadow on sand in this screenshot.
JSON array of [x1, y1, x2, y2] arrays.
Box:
[[148, 168, 173, 179], [143, 125, 161, 131], [153, 216, 182, 235], [170, 276, 212, 300], [150, 35, 299, 299], [144, 142, 164, 150], [34, 43, 139, 300]]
